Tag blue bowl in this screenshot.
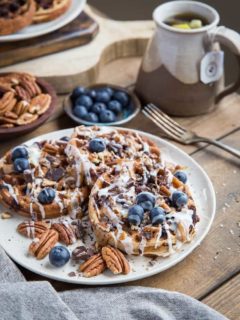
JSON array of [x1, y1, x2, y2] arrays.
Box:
[[63, 83, 141, 126]]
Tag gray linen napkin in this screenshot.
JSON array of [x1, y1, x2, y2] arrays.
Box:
[[0, 246, 227, 320], [0, 246, 25, 283]]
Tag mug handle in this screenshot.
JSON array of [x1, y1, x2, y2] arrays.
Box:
[[207, 26, 240, 103]]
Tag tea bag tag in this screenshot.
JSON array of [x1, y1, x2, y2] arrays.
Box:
[[200, 51, 224, 84]]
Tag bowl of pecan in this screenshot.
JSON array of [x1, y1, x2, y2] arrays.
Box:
[[0, 72, 57, 140]]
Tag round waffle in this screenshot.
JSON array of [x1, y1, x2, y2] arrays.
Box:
[[89, 159, 199, 257], [66, 126, 161, 188], [33, 0, 71, 23], [0, 138, 89, 219], [0, 0, 36, 35]]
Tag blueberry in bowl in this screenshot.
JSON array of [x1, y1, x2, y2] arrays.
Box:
[[64, 83, 141, 126]]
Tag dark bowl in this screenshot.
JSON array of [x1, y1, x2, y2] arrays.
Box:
[[63, 83, 141, 126], [0, 75, 57, 141]]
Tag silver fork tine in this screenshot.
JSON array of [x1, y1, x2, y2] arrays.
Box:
[[146, 104, 185, 135], [142, 110, 178, 140], [144, 105, 183, 138], [148, 104, 187, 133], [142, 109, 183, 141]]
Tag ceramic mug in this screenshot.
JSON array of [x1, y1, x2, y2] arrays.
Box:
[[136, 1, 240, 116]]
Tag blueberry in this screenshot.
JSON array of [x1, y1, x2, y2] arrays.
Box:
[[60, 136, 70, 142], [172, 191, 188, 208], [71, 86, 86, 101], [99, 109, 116, 123], [75, 95, 93, 110], [139, 200, 154, 212], [88, 90, 97, 99], [95, 90, 111, 103], [14, 158, 30, 173], [113, 91, 129, 107], [73, 105, 88, 119], [12, 146, 28, 161], [105, 87, 114, 97], [49, 246, 70, 267], [91, 102, 107, 114], [128, 205, 144, 226], [88, 138, 106, 153], [85, 112, 99, 123], [174, 171, 187, 184], [150, 207, 166, 225], [136, 192, 155, 206], [38, 188, 56, 204], [108, 100, 122, 114]]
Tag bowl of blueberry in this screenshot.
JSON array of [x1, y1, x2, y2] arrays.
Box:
[[64, 84, 141, 126]]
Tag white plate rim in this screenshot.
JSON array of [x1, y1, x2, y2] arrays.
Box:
[[0, 0, 86, 42], [0, 127, 216, 285]]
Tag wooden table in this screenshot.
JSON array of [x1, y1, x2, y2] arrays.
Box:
[[1, 11, 240, 320]]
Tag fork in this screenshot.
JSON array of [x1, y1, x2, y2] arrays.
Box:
[[143, 103, 240, 159]]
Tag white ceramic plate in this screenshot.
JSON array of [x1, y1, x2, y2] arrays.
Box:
[[0, 127, 216, 285], [0, 0, 86, 42]]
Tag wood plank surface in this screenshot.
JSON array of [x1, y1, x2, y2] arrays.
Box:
[[202, 274, 240, 320]]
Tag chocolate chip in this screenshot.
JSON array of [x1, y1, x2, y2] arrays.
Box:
[[9, 3, 19, 12], [72, 246, 94, 261], [192, 212, 200, 225], [0, 8, 9, 17], [23, 170, 33, 183], [46, 167, 64, 182]]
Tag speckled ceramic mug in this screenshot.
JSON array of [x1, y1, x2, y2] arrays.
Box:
[[136, 1, 240, 116]]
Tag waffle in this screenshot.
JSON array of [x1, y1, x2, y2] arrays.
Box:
[[89, 160, 199, 257], [33, 0, 71, 23], [66, 126, 161, 188], [0, 139, 89, 219], [0, 0, 36, 35]]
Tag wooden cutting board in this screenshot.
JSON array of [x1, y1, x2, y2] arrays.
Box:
[[0, 5, 154, 94], [0, 11, 99, 69]]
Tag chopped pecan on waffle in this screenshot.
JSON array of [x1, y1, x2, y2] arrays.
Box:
[[33, 0, 71, 23], [0, 73, 51, 128], [0, 0, 36, 35], [79, 253, 106, 278], [102, 246, 130, 275], [89, 159, 199, 257], [52, 221, 76, 245], [28, 228, 58, 259], [66, 126, 161, 187], [17, 220, 49, 238]]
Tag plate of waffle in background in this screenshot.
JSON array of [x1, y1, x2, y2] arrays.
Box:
[[0, 0, 86, 41], [0, 126, 216, 284]]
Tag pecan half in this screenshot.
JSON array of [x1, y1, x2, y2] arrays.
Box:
[[102, 246, 130, 275], [52, 222, 76, 246], [13, 100, 29, 116], [15, 85, 31, 101], [28, 229, 58, 260], [21, 78, 41, 98], [17, 221, 49, 239], [29, 94, 51, 115], [0, 91, 16, 115], [16, 112, 38, 125], [79, 253, 106, 278]]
